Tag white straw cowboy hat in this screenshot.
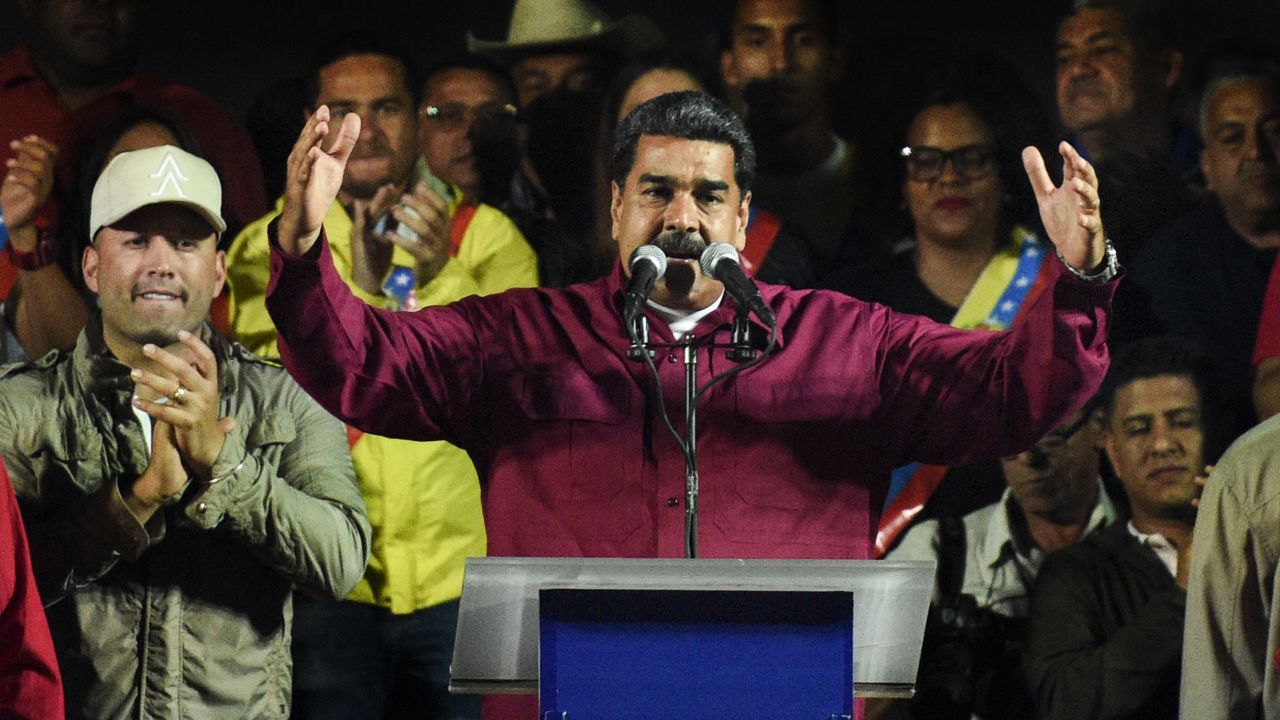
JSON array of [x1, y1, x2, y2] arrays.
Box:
[[468, 0, 664, 63]]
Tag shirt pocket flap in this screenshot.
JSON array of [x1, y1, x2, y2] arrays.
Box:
[[517, 367, 631, 424]]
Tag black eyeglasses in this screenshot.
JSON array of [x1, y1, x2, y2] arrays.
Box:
[[1033, 411, 1096, 453], [420, 102, 519, 132], [900, 144, 997, 182]]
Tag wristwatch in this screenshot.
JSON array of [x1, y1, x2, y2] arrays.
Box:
[[7, 229, 56, 271], [1057, 239, 1118, 284]]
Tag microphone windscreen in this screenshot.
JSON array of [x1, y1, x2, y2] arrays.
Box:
[[698, 242, 739, 278], [631, 244, 668, 275]]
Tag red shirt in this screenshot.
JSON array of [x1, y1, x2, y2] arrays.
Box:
[[267, 228, 1114, 562], [0, 47, 267, 298], [0, 460, 63, 719]]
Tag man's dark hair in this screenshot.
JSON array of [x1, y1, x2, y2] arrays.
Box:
[[1064, 0, 1176, 56], [420, 53, 517, 107], [1097, 335, 1226, 457], [611, 90, 756, 192], [307, 31, 421, 108], [718, 0, 841, 50]]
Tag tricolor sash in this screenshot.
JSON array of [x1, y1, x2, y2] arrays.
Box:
[[876, 226, 1051, 556]]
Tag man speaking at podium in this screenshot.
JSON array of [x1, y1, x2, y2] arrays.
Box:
[[265, 88, 1115, 718]]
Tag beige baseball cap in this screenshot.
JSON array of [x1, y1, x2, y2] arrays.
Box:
[[90, 145, 226, 241]]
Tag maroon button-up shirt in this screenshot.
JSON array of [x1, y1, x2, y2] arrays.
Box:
[[266, 229, 1114, 563]]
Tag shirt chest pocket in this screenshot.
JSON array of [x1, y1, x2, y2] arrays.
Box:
[[23, 427, 109, 507], [241, 412, 298, 474], [515, 366, 640, 504]]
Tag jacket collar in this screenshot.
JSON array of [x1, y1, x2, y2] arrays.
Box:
[[74, 312, 240, 404]]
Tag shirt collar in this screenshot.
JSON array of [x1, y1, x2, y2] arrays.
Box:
[[606, 262, 785, 349]]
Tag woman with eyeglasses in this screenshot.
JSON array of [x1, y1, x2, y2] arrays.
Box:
[[825, 51, 1052, 328]]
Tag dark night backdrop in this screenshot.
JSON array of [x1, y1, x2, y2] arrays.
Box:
[[3, 0, 1278, 120]]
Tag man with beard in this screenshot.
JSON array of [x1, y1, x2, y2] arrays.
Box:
[[265, 88, 1117, 720], [1131, 55, 1280, 440], [719, 0, 853, 268], [1025, 336, 1215, 720], [226, 34, 536, 720]]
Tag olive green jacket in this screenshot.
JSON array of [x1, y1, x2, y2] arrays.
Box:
[[0, 316, 370, 719]]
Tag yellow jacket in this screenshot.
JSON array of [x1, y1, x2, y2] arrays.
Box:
[[226, 192, 537, 613]]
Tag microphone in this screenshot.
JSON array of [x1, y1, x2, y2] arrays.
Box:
[[623, 244, 668, 324], [699, 243, 776, 328]]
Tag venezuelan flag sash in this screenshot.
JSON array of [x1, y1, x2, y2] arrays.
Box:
[[875, 226, 1051, 556]]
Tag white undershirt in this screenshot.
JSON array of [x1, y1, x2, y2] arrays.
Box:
[[646, 292, 725, 341], [1127, 521, 1179, 578], [131, 400, 154, 453]]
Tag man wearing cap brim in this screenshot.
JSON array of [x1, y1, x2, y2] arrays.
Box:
[[0, 144, 370, 719]]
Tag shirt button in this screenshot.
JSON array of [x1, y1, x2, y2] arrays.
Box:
[[666, 353, 678, 363], [196, 502, 208, 514], [666, 497, 680, 507]]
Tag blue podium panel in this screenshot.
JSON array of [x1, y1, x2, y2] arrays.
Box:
[[539, 588, 853, 720]]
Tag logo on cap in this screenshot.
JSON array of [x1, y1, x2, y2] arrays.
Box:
[[149, 151, 190, 199]]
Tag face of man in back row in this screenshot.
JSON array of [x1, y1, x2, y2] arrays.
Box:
[[720, 0, 840, 129], [1054, 7, 1178, 137], [611, 134, 750, 312], [314, 53, 419, 203], [418, 66, 515, 203]]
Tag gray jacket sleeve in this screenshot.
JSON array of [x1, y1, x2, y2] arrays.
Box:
[[1180, 425, 1280, 720], [182, 368, 370, 599]]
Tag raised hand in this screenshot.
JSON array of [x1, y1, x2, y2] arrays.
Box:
[[1, 136, 58, 250], [1021, 141, 1107, 272], [131, 330, 236, 481], [278, 106, 361, 256]]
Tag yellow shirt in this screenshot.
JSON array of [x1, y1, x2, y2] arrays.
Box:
[[226, 192, 537, 613]]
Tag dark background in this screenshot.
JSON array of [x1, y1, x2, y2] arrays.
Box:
[[3, 0, 1279, 121]]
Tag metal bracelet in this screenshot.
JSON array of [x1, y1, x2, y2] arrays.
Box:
[[203, 454, 247, 485], [1057, 239, 1118, 283]]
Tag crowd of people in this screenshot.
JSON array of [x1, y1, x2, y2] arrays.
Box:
[[0, 0, 1278, 719]]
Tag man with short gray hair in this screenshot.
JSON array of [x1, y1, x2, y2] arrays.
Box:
[[0, 144, 369, 719]]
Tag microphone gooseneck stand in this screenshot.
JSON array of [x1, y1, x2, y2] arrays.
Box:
[[627, 311, 777, 558]]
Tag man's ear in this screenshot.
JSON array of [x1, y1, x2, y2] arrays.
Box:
[[734, 190, 751, 252], [82, 244, 100, 294], [1160, 48, 1184, 92], [1101, 432, 1119, 469], [720, 49, 740, 89], [213, 248, 227, 298], [610, 180, 623, 239]]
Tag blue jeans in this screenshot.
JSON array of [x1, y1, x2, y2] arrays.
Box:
[[290, 597, 481, 720]]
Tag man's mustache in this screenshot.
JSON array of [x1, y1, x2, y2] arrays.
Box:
[[650, 230, 707, 258]]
